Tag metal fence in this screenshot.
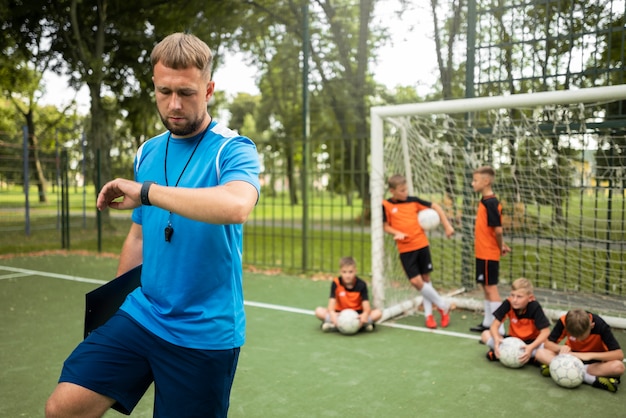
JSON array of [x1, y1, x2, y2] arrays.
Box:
[[3, 0, 626, 300]]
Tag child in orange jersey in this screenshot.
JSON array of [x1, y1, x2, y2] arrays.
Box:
[[315, 256, 382, 332], [481, 278, 550, 365], [470, 166, 511, 333], [535, 308, 624, 392], [382, 174, 455, 329]]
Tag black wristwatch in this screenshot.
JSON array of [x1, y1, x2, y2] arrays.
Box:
[[141, 181, 156, 206]]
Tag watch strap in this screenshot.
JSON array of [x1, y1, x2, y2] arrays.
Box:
[[141, 181, 155, 206]]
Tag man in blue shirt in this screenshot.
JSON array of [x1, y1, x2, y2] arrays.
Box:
[[46, 32, 260, 418]]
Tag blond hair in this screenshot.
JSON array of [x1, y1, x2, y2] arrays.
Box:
[[339, 256, 357, 268], [511, 277, 533, 295], [150, 32, 213, 80], [387, 174, 407, 189], [565, 308, 591, 338]]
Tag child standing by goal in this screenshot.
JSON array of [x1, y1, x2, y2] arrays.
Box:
[[470, 166, 511, 333], [481, 278, 550, 364], [535, 308, 624, 392], [382, 174, 455, 329], [315, 256, 382, 332]]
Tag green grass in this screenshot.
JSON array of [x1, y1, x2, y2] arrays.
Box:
[[1, 254, 625, 418], [0, 216, 132, 254]]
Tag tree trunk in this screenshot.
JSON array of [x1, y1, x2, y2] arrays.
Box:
[[26, 110, 48, 203], [88, 85, 112, 225]]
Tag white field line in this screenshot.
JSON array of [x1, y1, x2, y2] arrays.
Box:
[[243, 300, 314, 316], [0, 265, 107, 285], [5, 265, 625, 354], [0, 272, 32, 280], [1, 265, 478, 340]]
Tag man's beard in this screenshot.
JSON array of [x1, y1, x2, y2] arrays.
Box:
[[160, 114, 205, 137]]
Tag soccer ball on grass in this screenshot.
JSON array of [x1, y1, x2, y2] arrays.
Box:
[[498, 337, 526, 368], [549, 354, 585, 388], [336, 309, 361, 335], [418, 208, 440, 231]]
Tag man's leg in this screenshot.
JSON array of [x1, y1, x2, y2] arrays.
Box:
[[45, 383, 115, 418]]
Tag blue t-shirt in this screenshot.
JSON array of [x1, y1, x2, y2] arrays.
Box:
[[120, 120, 260, 350]]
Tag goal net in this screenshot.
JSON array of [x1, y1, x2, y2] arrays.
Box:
[[370, 85, 626, 324]]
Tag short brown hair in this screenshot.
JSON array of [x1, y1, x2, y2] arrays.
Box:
[[511, 277, 533, 295], [339, 256, 357, 268], [387, 174, 407, 189], [565, 308, 591, 338], [473, 166, 495, 178], [150, 32, 213, 80]]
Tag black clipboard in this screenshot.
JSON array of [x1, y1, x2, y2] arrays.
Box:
[[84, 264, 142, 338]]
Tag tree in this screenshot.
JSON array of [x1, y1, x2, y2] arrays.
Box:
[[238, 0, 379, 215], [427, 0, 466, 212], [429, 0, 624, 224], [594, 12, 626, 189], [0, 1, 78, 202], [7, 0, 240, 223], [430, 0, 465, 101]]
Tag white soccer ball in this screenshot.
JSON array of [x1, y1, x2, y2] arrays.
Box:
[[336, 309, 361, 335], [498, 337, 526, 368], [550, 354, 585, 388], [418, 208, 440, 231]]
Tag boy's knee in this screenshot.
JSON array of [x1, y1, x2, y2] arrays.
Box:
[[314, 307, 327, 318], [409, 276, 424, 289], [483, 285, 501, 300]]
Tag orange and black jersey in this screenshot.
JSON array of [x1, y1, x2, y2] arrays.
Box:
[[330, 276, 370, 312], [382, 196, 432, 253], [475, 195, 503, 261], [548, 311, 621, 353], [493, 299, 550, 343]]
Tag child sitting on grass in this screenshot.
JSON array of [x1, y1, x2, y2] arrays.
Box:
[[315, 256, 382, 333], [535, 308, 624, 393], [482, 277, 550, 365]]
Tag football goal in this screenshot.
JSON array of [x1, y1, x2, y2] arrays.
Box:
[[370, 85, 626, 326]]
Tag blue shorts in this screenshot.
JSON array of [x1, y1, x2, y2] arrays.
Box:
[[399, 247, 433, 279], [59, 310, 240, 417]]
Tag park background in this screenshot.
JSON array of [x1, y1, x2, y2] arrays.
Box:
[[2, 0, 626, 313], [1, 1, 626, 415]]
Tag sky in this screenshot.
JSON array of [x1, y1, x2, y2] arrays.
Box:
[[40, 4, 437, 110]]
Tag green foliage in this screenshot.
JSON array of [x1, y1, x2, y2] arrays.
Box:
[[229, 93, 261, 135], [0, 97, 21, 136]]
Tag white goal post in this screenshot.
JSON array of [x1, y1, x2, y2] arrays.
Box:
[[370, 85, 626, 327]]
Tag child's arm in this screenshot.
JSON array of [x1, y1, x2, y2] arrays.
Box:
[[430, 202, 455, 238], [572, 348, 624, 363], [494, 226, 511, 255], [528, 327, 551, 351], [543, 339, 565, 354], [490, 319, 505, 357], [360, 300, 372, 325], [383, 221, 407, 241], [521, 327, 550, 363]]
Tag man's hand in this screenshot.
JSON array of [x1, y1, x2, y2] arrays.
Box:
[[97, 178, 142, 211]]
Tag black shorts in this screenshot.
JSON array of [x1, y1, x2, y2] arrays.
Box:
[[476, 258, 499, 286], [400, 247, 433, 279]]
